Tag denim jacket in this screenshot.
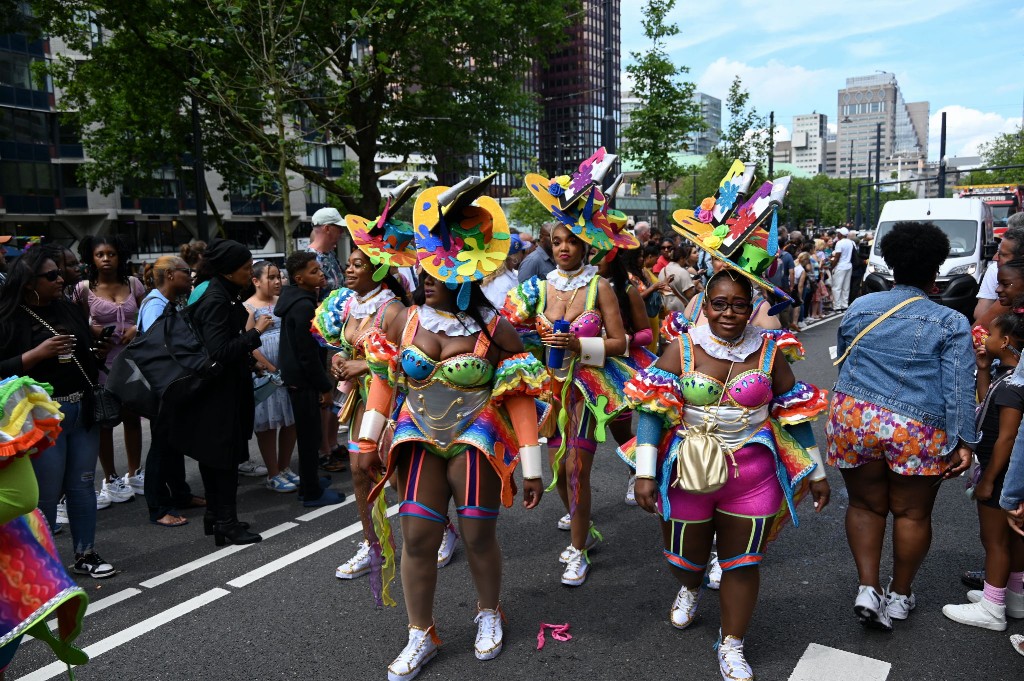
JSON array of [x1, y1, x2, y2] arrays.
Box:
[[1000, 424, 1024, 510], [834, 285, 977, 456]]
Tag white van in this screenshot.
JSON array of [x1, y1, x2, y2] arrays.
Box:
[[863, 198, 996, 318]]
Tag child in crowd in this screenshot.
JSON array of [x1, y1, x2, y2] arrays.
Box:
[[943, 311, 1024, 631]]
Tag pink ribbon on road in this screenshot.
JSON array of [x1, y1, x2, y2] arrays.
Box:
[[536, 622, 572, 650]]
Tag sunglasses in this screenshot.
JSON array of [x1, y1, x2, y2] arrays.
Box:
[[35, 270, 63, 282]]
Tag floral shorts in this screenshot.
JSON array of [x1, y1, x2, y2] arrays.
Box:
[[825, 392, 949, 476]]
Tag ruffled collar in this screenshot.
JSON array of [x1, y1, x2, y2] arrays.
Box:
[[348, 286, 395, 320], [418, 305, 495, 337], [689, 324, 762, 363], [546, 264, 597, 292]]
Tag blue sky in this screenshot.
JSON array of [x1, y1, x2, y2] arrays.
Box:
[[620, 0, 1024, 161]]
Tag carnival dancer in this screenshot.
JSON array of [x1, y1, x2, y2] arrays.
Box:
[[503, 148, 645, 586], [355, 174, 550, 681], [621, 161, 830, 681]]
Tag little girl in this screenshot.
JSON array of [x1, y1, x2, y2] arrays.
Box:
[[943, 311, 1024, 631]]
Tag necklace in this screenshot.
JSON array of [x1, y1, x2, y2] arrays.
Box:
[[546, 264, 597, 293], [709, 329, 743, 347], [355, 285, 384, 304], [553, 263, 585, 279]]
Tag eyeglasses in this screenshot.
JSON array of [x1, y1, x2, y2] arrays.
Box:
[[35, 270, 62, 282], [708, 298, 752, 314]]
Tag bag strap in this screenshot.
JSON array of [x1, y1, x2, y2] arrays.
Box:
[[977, 369, 1014, 430], [20, 305, 97, 389], [832, 296, 924, 367]]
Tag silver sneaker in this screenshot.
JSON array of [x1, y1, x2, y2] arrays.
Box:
[[127, 468, 145, 495], [336, 541, 371, 579], [437, 522, 458, 568], [238, 460, 268, 477], [95, 488, 112, 510], [556, 512, 571, 531], [473, 606, 504, 660], [706, 551, 723, 590], [102, 475, 135, 503], [387, 625, 439, 681], [670, 584, 700, 629]]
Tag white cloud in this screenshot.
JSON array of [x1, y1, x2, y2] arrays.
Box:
[[696, 58, 836, 117], [930, 105, 1022, 159]]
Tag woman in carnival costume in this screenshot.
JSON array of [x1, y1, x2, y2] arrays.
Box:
[[503, 148, 647, 586], [355, 174, 551, 681], [0, 377, 88, 679], [620, 161, 830, 681]]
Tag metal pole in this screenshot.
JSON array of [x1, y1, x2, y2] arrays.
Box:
[[874, 122, 881, 229], [938, 111, 947, 198], [601, 0, 616, 187], [856, 184, 863, 228], [191, 92, 208, 242], [846, 139, 853, 223], [768, 111, 775, 177]]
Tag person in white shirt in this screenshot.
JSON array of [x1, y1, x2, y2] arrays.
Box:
[[830, 227, 856, 311], [975, 223, 1024, 330]]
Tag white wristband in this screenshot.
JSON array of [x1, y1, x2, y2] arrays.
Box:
[[806, 446, 827, 481], [358, 410, 387, 443], [635, 444, 659, 479], [578, 337, 605, 366], [519, 444, 543, 479]]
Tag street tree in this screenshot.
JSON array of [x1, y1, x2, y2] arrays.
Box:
[[720, 76, 771, 166], [619, 0, 702, 229], [507, 177, 553, 234], [965, 126, 1024, 185]]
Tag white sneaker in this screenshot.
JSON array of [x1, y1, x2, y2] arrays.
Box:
[[561, 546, 590, 587], [624, 474, 638, 506], [670, 584, 700, 629], [943, 598, 1007, 631], [127, 468, 145, 495], [968, 588, 1024, 618], [437, 521, 458, 568], [556, 512, 571, 531], [95, 489, 112, 510], [338, 424, 349, 434], [558, 525, 600, 563], [56, 498, 69, 526], [706, 551, 723, 590], [336, 541, 371, 579], [717, 634, 753, 681], [473, 606, 504, 661], [854, 585, 892, 631], [281, 467, 301, 485], [884, 579, 916, 620], [238, 460, 268, 477], [102, 475, 135, 504], [387, 625, 439, 681]]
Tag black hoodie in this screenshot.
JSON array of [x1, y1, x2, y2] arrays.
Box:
[[274, 285, 333, 393]]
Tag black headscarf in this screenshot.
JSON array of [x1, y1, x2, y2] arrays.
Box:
[[204, 239, 251, 275]]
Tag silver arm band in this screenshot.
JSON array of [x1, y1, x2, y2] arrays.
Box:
[[358, 410, 387, 443], [519, 445, 543, 480], [635, 445, 659, 479], [806, 446, 827, 481], [578, 337, 606, 366]]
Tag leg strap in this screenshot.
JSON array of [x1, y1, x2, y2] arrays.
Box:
[[663, 549, 707, 572]]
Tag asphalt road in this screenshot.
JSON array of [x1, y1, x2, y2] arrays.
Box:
[[7, 315, 1024, 681]]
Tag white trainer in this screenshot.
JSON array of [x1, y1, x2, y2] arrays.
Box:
[[102, 475, 135, 503], [624, 474, 638, 506], [127, 468, 145, 495], [336, 541, 371, 579], [473, 606, 504, 660], [967, 588, 1024, 618], [561, 546, 590, 587], [884, 579, 916, 620], [706, 551, 723, 590], [387, 625, 439, 681], [670, 584, 700, 629], [437, 521, 458, 568], [556, 512, 571, 531], [237, 460, 268, 477], [853, 585, 892, 631], [717, 634, 753, 681], [56, 498, 69, 526], [943, 598, 1007, 631], [95, 488, 112, 510], [558, 525, 599, 563]]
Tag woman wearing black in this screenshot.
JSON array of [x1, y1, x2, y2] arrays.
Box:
[[165, 239, 271, 546], [0, 246, 115, 577]]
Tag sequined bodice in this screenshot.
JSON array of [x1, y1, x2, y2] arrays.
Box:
[[400, 346, 494, 387]]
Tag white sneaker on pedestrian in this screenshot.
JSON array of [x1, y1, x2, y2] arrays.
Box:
[[670, 584, 700, 629], [56, 498, 69, 526], [560, 546, 590, 587], [238, 460, 268, 477], [387, 624, 439, 681], [127, 468, 145, 495], [558, 525, 600, 563], [624, 474, 638, 506], [95, 489, 112, 510], [556, 512, 571, 531], [281, 467, 300, 485], [717, 634, 754, 681], [706, 551, 723, 590], [943, 598, 1007, 631], [437, 521, 458, 569], [473, 606, 504, 661], [967, 589, 1024, 618], [854, 585, 892, 631], [102, 475, 134, 504], [265, 473, 297, 493], [884, 579, 916, 620], [336, 541, 371, 579]]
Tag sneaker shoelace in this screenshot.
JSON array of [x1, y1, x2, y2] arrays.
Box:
[[394, 628, 432, 670], [474, 610, 500, 645], [719, 637, 752, 679], [565, 548, 585, 574]]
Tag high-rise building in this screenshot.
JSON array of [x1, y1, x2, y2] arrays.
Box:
[[836, 73, 928, 183], [790, 113, 828, 176], [687, 92, 721, 155]]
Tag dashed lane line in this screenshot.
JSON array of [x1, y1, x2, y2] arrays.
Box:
[[43, 588, 143, 633], [787, 643, 891, 681]]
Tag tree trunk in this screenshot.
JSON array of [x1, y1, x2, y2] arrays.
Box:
[[275, 103, 293, 256]]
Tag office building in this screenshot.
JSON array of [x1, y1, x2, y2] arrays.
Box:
[[790, 113, 828, 176], [772, 140, 792, 165], [687, 92, 721, 155]]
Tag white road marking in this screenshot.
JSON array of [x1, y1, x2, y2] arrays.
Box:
[[295, 495, 355, 521], [799, 313, 843, 331], [44, 587, 142, 632], [139, 522, 297, 588], [227, 503, 400, 588], [787, 643, 891, 681], [15, 588, 231, 681]]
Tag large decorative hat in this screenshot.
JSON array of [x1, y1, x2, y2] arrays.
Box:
[[671, 160, 793, 313], [412, 172, 511, 309], [344, 177, 419, 282], [524, 147, 638, 263]]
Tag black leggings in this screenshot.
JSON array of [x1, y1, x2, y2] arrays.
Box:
[[198, 464, 238, 519]]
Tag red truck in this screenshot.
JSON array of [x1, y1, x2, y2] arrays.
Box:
[[954, 184, 1023, 237]]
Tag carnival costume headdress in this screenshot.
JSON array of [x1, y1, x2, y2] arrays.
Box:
[[344, 177, 420, 282], [671, 160, 793, 313], [524, 147, 640, 263], [412, 172, 511, 310]]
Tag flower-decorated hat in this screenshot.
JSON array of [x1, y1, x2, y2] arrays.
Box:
[[524, 147, 637, 263], [412, 173, 511, 309], [344, 177, 420, 282], [671, 160, 793, 312]]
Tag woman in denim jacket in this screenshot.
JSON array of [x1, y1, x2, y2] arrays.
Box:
[[826, 221, 975, 631]]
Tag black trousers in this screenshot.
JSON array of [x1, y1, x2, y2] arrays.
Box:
[[289, 387, 324, 501], [198, 463, 239, 520], [143, 422, 194, 520]]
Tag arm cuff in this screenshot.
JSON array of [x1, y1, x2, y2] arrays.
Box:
[[519, 444, 543, 479], [358, 410, 387, 443], [635, 444, 659, 479], [578, 337, 605, 366], [806, 446, 827, 481]]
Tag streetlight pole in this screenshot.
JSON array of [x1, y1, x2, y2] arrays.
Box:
[[846, 138, 853, 224], [874, 122, 881, 229], [768, 111, 775, 177]]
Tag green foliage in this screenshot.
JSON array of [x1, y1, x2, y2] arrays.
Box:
[[721, 77, 770, 165], [964, 126, 1024, 185], [619, 0, 702, 227], [507, 177, 552, 233]]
